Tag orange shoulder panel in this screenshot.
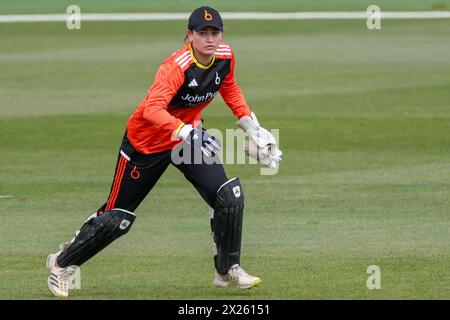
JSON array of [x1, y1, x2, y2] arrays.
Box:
[[169, 44, 194, 72], [215, 43, 233, 60]]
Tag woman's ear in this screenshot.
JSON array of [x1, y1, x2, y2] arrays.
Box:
[[187, 30, 194, 42]]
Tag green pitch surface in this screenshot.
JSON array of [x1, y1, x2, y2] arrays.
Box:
[[1, 17, 450, 299]]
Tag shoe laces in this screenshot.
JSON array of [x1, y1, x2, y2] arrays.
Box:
[[229, 264, 249, 278], [58, 266, 77, 282]]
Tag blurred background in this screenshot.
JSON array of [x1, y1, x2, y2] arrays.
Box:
[[0, 0, 449, 299]]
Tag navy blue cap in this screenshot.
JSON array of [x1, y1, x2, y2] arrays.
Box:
[[188, 6, 223, 32]]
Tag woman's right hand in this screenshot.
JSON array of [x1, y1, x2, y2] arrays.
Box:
[[177, 124, 221, 158]]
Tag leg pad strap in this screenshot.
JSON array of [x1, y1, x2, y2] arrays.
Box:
[[57, 209, 135, 267], [213, 178, 244, 274]]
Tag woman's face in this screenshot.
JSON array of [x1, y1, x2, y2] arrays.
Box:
[[188, 27, 223, 57]]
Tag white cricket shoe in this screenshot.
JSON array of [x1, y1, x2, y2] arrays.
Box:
[[213, 264, 262, 289], [46, 253, 78, 297]]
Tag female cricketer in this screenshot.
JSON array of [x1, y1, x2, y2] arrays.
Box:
[[46, 6, 282, 297]]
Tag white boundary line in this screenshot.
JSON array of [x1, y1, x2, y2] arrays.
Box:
[[0, 195, 14, 199], [1, 11, 450, 23]]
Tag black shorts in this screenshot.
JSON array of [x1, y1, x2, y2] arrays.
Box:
[[97, 132, 229, 214]]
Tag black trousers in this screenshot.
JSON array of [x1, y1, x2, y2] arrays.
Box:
[[97, 133, 229, 214]]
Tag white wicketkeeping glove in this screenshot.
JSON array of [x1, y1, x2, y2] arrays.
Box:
[[236, 112, 282, 169]]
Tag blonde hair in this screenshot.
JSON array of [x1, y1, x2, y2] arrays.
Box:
[[183, 33, 191, 44]]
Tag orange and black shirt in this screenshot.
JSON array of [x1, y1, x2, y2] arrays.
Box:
[[126, 42, 252, 154]]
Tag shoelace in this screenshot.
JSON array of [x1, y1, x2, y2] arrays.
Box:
[[59, 267, 76, 282], [229, 265, 249, 277]]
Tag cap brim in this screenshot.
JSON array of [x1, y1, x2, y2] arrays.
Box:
[[193, 24, 223, 32]]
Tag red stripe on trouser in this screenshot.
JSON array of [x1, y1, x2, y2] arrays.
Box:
[[106, 156, 127, 211], [106, 157, 127, 210]]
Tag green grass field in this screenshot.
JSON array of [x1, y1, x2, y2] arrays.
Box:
[[1, 2, 450, 300], [1, 0, 450, 13]]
